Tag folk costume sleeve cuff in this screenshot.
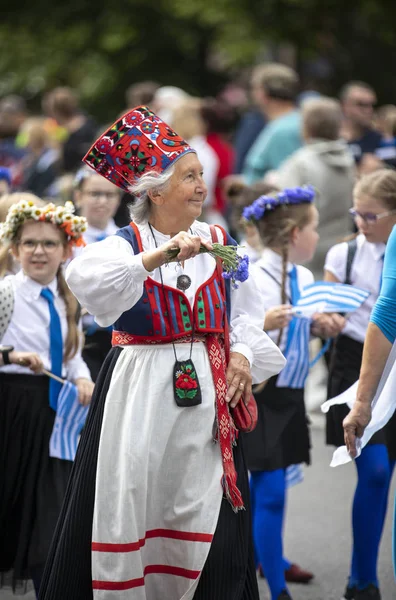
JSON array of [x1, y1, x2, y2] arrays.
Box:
[[230, 343, 253, 367]]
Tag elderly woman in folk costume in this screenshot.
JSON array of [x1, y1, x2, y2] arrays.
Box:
[[39, 106, 286, 600]]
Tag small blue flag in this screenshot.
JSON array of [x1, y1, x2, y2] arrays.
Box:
[[292, 281, 370, 317], [49, 381, 89, 461]]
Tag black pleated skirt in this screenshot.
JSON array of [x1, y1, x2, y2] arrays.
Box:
[[0, 373, 72, 592], [326, 334, 396, 459], [39, 347, 259, 600], [82, 329, 112, 382], [243, 376, 311, 472]]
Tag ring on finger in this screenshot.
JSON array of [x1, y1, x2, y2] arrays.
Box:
[[239, 382, 245, 390]]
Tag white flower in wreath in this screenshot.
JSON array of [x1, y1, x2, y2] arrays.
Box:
[[64, 201, 75, 213], [32, 208, 43, 220]]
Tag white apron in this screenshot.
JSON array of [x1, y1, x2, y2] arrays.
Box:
[[91, 342, 223, 599]]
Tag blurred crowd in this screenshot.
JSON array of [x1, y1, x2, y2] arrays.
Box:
[[1, 66, 396, 251], [2, 64, 396, 330], [2, 64, 396, 384]]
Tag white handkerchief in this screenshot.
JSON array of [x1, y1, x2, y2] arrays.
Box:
[[321, 341, 396, 467]]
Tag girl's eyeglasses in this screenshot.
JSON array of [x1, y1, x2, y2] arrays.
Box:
[[19, 239, 62, 253], [348, 208, 396, 224]]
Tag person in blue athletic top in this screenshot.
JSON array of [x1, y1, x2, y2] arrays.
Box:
[[326, 168, 396, 600], [344, 172, 396, 600]]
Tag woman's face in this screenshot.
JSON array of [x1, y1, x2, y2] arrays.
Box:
[[353, 192, 396, 244], [290, 205, 320, 264], [74, 173, 121, 230], [157, 153, 207, 223], [12, 221, 70, 285]]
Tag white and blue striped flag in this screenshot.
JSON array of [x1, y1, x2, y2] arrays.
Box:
[[292, 281, 370, 318], [276, 317, 311, 389], [49, 381, 89, 461]]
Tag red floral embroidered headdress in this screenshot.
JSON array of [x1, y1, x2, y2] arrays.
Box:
[[83, 105, 196, 191]]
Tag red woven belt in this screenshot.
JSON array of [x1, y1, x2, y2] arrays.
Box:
[[112, 330, 206, 346]]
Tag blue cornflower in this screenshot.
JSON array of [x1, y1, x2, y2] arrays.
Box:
[[243, 185, 315, 223], [222, 254, 250, 289]]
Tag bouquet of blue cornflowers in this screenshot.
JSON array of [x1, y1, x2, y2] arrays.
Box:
[[165, 244, 250, 289]]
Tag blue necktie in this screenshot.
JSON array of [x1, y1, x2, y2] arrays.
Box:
[[283, 266, 300, 356], [276, 265, 311, 388], [289, 265, 300, 305], [41, 287, 63, 411]]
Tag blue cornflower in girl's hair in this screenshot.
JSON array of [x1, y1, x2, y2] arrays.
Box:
[[242, 185, 316, 223]]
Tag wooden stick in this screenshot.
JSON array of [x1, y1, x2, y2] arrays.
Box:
[[42, 368, 66, 385]]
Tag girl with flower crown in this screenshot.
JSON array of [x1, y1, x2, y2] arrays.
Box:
[[242, 186, 344, 600], [0, 199, 94, 597]]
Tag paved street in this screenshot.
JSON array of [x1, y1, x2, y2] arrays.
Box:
[[1, 415, 395, 600], [257, 414, 396, 600]]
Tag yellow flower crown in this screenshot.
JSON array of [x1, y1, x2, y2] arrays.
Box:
[[0, 200, 87, 247]]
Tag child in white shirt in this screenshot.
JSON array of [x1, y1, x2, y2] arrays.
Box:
[[0, 199, 94, 597]]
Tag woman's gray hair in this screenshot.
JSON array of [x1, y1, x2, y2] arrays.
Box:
[[128, 167, 175, 223]]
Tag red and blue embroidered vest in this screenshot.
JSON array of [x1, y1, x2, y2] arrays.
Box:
[[113, 223, 234, 341]]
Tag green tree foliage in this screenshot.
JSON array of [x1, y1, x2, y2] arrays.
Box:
[[1, 0, 396, 120]]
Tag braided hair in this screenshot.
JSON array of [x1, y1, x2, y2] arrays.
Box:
[[257, 203, 314, 345]]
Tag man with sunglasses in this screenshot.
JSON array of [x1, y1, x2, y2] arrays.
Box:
[[339, 81, 382, 166]]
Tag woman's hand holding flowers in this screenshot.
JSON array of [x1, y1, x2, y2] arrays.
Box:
[[142, 230, 250, 289], [142, 231, 213, 272]]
